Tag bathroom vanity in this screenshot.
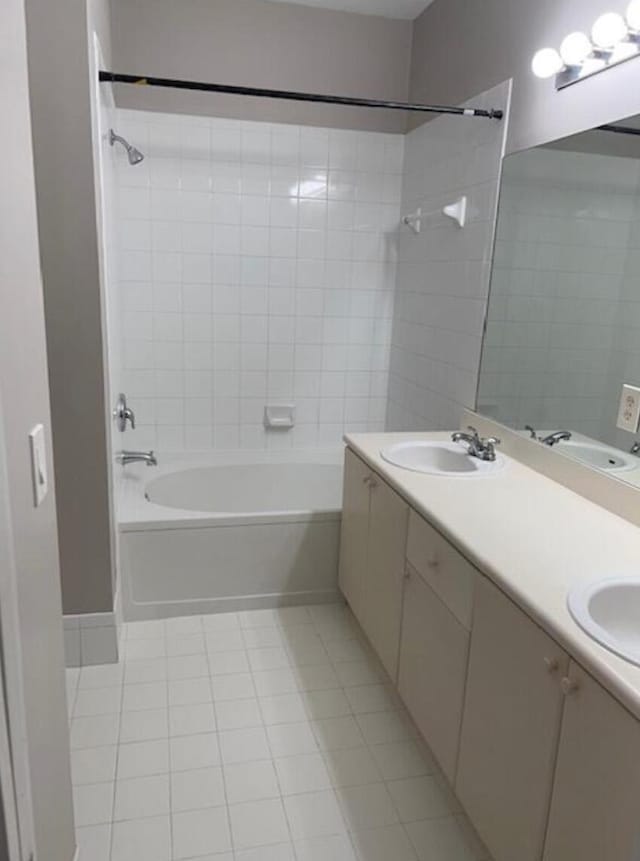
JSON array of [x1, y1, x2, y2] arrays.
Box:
[[339, 433, 640, 861]]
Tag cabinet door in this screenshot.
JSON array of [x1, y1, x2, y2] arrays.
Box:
[[398, 567, 470, 782], [456, 577, 569, 861], [338, 449, 372, 620], [543, 662, 640, 861], [361, 474, 409, 680]]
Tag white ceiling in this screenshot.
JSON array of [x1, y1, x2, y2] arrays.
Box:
[[263, 0, 435, 20]]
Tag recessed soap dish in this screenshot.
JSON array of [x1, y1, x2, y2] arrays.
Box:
[[264, 404, 295, 430]]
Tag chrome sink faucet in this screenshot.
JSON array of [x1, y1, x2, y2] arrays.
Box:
[[451, 426, 501, 462], [525, 426, 572, 446], [117, 450, 158, 467]]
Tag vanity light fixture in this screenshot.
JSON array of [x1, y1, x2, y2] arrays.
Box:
[[532, 2, 640, 88]]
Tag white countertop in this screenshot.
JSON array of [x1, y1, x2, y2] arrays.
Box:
[[345, 431, 640, 721]]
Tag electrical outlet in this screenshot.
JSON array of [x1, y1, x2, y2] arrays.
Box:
[[616, 384, 640, 433]]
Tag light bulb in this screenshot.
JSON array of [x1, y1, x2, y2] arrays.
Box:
[[592, 12, 628, 48], [560, 31, 593, 65], [627, 0, 640, 31], [531, 48, 564, 79]]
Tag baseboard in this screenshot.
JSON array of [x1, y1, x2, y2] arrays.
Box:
[[63, 610, 119, 667]]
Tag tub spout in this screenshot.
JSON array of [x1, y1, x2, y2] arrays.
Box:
[[117, 450, 158, 467]]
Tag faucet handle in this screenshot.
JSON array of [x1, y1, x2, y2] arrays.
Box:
[[484, 436, 501, 446], [114, 393, 136, 432]]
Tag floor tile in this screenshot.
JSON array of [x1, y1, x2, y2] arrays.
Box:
[[325, 638, 371, 664], [208, 649, 250, 676], [387, 776, 454, 823], [172, 806, 232, 858], [323, 746, 381, 788], [369, 741, 433, 781], [73, 781, 113, 826], [267, 721, 318, 757], [170, 732, 221, 771], [113, 774, 170, 820], [124, 639, 167, 661], [275, 606, 313, 627], [229, 798, 290, 849], [125, 620, 165, 640], [302, 688, 351, 720], [248, 646, 290, 671], [350, 824, 417, 861], [215, 697, 262, 730], [258, 693, 307, 725], [253, 667, 299, 697], [312, 715, 365, 751], [205, 629, 245, 652], [122, 681, 167, 712], [79, 663, 124, 689], [201, 611, 240, 631], [294, 834, 357, 861], [223, 759, 280, 804], [275, 752, 332, 795], [169, 702, 216, 736], [166, 634, 205, 657], [117, 739, 169, 779], [295, 663, 341, 692], [239, 608, 280, 629], [111, 814, 171, 861], [74, 686, 122, 717], [344, 684, 398, 714], [165, 615, 203, 636], [168, 676, 212, 706], [119, 708, 168, 743], [337, 783, 399, 829], [219, 726, 271, 764], [71, 745, 117, 785], [356, 711, 416, 746], [70, 714, 120, 749], [242, 627, 284, 649], [170, 766, 225, 811], [211, 672, 256, 701], [284, 789, 347, 840], [75, 823, 111, 861], [167, 654, 210, 680], [123, 658, 168, 685], [405, 816, 481, 861], [335, 661, 383, 689], [235, 844, 295, 861]]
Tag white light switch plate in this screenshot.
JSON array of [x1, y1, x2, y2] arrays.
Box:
[[28, 424, 48, 507], [617, 384, 640, 433]]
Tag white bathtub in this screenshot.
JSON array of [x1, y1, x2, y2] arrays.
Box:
[[118, 452, 343, 621]]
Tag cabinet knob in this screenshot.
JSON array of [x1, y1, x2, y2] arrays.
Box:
[[368, 477, 378, 489], [544, 657, 560, 674], [363, 476, 371, 485], [561, 676, 580, 696], [427, 555, 439, 570]]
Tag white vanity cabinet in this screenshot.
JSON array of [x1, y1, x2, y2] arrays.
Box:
[[455, 576, 569, 861], [543, 662, 640, 861], [338, 449, 409, 679], [398, 512, 475, 782]]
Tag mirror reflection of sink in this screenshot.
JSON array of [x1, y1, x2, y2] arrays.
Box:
[[559, 441, 636, 473], [380, 441, 506, 477], [568, 579, 640, 666]]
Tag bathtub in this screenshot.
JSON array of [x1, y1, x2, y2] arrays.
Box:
[[118, 451, 343, 621]]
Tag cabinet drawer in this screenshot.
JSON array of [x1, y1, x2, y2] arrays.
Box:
[[406, 511, 475, 629]]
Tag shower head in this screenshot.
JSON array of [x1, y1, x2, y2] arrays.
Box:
[[109, 129, 145, 165]]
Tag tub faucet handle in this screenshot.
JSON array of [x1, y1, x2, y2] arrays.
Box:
[[114, 393, 136, 432]]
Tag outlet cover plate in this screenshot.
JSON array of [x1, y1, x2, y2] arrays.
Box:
[[617, 384, 640, 433]]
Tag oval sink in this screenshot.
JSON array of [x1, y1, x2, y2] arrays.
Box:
[[560, 442, 635, 473], [568, 578, 640, 666], [380, 441, 506, 477]]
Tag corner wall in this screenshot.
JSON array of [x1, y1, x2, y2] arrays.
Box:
[[24, 0, 116, 616]]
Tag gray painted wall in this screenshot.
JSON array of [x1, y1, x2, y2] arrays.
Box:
[[0, 0, 75, 856], [25, 0, 115, 614], [110, 0, 413, 133], [411, 0, 640, 153]]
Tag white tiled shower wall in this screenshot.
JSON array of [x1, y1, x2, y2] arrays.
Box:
[[114, 110, 403, 451], [386, 82, 509, 432], [478, 145, 640, 445]]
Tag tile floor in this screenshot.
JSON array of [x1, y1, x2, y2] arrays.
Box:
[[66, 603, 490, 861]]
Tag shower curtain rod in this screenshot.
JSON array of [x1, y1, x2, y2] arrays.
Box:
[[597, 123, 640, 137], [99, 71, 504, 120]]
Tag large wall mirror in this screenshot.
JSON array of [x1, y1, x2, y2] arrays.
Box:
[[478, 113, 640, 486]]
